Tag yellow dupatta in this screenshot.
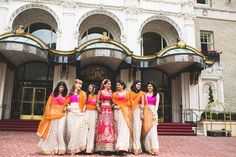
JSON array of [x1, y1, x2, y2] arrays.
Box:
[[112, 91, 132, 132], [128, 90, 144, 110], [37, 94, 66, 140], [142, 94, 158, 139]]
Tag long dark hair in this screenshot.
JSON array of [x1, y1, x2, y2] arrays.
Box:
[[131, 80, 141, 93], [146, 81, 158, 97], [116, 80, 126, 90], [86, 84, 98, 97], [53, 81, 68, 97]]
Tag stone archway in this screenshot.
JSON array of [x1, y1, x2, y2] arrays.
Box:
[[139, 15, 183, 42], [8, 4, 60, 31], [76, 9, 124, 41]]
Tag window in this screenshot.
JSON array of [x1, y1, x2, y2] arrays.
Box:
[[197, 0, 209, 5], [200, 31, 214, 52], [80, 27, 113, 45], [142, 32, 167, 56], [25, 23, 57, 49]]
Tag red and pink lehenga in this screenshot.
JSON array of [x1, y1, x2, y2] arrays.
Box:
[[95, 91, 116, 152]]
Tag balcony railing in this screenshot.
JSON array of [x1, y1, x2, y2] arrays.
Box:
[[201, 50, 222, 62]]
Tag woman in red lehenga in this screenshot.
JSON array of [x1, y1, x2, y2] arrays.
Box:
[[95, 79, 116, 154]]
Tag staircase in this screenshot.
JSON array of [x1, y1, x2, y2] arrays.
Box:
[[0, 120, 39, 131], [0, 120, 196, 136], [158, 123, 196, 136]]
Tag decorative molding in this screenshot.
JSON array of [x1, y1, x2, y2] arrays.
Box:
[[76, 9, 124, 37], [139, 15, 183, 39], [62, 1, 77, 8], [13, 0, 184, 17], [8, 3, 61, 31], [194, 6, 236, 14]]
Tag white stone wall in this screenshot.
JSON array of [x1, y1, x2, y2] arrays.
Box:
[[194, 0, 236, 112], [0, 0, 235, 120], [0, 0, 195, 54]]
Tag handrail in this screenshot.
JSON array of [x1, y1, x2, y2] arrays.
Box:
[[183, 109, 204, 134]]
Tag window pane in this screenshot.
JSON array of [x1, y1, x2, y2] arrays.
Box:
[[143, 32, 166, 56], [28, 23, 57, 49], [35, 88, 46, 102], [201, 43, 208, 52], [200, 31, 214, 51], [23, 88, 33, 102], [34, 103, 44, 115], [21, 103, 32, 115], [197, 0, 207, 4], [80, 27, 113, 45]]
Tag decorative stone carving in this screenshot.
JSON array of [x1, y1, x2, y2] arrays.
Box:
[[201, 63, 223, 77], [8, 4, 60, 31], [125, 5, 141, 15], [62, 1, 77, 8]]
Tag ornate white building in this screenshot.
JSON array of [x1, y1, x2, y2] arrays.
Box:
[[0, 0, 235, 123]]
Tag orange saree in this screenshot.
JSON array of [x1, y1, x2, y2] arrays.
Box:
[[86, 94, 97, 110], [112, 92, 132, 132], [37, 94, 66, 140], [128, 90, 144, 110], [142, 95, 158, 139]]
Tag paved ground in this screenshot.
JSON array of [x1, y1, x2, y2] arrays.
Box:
[[0, 131, 236, 157]]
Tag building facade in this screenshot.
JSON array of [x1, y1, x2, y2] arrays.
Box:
[[0, 0, 235, 123]]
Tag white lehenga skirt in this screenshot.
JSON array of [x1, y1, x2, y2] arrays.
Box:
[[132, 106, 142, 154], [85, 110, 98, 153], [38, 116, 66, 155], [114, 109, 130, 152], [143, 105, 160, 154], [66, 111, 88, 154]]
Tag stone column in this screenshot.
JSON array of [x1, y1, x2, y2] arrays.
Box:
[[3, 68, 15, 119], [53, 64, 76, 90], [181, 72, 190, 123], [0, 62, 7, 119], [0, 6, 7, 33], [171, 76, 182, 122]]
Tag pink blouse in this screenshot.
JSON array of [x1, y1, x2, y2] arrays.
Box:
[[147, 96, 156, 105]]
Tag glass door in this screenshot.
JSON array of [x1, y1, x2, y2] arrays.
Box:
[[158, 92, 165, 123], [20, 87, 46, 120]]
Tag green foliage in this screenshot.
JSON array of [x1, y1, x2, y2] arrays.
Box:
[[201, 112, 236, 121], [208, 86, 214, 103]]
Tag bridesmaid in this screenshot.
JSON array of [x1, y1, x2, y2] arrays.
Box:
[[112, 80, 132, 156], [142, 81, 160, 155], [85, 84, 98, 153], [129, 80, 144, 155], [65, 79, 87, 155], [95, 79, 116, 154], [37, 81, 68, 155]]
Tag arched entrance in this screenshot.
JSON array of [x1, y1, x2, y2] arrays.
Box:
[[141, 68, 171, 122], [78, 65, 115, 91], [11, 62, 53, 120]]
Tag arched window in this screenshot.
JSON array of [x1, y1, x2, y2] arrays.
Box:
[[25, 23, 57, 49], [142, 32, 167, 56], [80, 27, 113, 45]]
